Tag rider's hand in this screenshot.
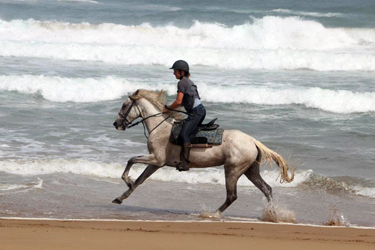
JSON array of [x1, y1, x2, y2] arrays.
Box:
[[162, 105, 169, 113]]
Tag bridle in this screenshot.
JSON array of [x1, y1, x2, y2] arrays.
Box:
[[116, 96, 170, 139], [117, 96, 138, 128]]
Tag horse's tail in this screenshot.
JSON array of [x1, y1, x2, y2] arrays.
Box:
[[254, 139, 295, 183]]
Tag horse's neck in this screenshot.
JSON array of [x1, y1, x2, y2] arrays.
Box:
[[139, 99, 171, 133]]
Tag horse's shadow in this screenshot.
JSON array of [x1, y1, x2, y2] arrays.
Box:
[[86, 204, 195, 218], [86, 203, 262, 222]]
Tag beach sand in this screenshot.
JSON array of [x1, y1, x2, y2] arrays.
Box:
[[1, 219, 374, 250]]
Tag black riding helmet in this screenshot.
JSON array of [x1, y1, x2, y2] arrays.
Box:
[[170, 60, 189, 72], [170, 60, 189, 79]]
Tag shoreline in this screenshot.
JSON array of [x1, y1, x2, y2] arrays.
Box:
[[1, 216, 375, 230], [1, 218, 374, 250]]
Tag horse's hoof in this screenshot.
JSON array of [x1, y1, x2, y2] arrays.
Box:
[[112, 198, 122, 204], [199, 211, 222, 221]]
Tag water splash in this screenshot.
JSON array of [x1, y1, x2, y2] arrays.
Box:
[[35, 177, 43, 189], [323, 205, 349, 226], [199, 211, 223, 221], [262, 200, 296, 223]]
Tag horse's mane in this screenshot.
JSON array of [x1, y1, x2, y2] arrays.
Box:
[[130, 89, 184, 120], [131, 89, 166, 111]]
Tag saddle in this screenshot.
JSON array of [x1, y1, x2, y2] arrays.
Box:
[[169, 118, 224, 146]]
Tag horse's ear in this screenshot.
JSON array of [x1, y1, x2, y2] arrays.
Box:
[[159, 90, 166, 102], [131, 89, 140, 99]]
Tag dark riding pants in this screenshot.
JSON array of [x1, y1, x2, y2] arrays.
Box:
[[180, 104, 206, 143]]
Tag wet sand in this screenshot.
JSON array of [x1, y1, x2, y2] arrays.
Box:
[[1, 219, 374, 250]]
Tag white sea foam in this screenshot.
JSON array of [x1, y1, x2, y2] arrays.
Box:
[[0, 178, 43, 191], [0, 158, 309, 188], [57, 0, 99, 3], [0, 75, 176, 103], [35, 177, 43, 189], [0, 184, 26, 191], [303, 173, 375, 199], [1, 159, 374, 198], [352, 186, 375, 198], [229, 8, 343, 18], [4, 16, 372, 50], [0, 75, 135, 103], [1, 75, 375, 114], [1, 17, 375, 71], [134, 4, 182, 12], [200, 85, 375, 114], [271, 9, 343, 18]]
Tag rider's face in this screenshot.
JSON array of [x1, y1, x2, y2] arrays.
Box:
[[173, 69, 184, 79]]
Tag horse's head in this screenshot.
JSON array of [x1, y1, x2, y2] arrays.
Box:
[[113, 89, 169, 130], [113, 96, 141, 131]]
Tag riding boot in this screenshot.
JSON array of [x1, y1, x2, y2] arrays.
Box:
[[176, 142, 191, 171]]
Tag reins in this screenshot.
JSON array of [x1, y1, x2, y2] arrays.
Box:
[[164, 105, 188, 115], [129, 113, 170, 139]]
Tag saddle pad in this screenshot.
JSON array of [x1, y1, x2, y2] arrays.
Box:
[[170, 122, 224, 145], [192, 129, 224, 145]]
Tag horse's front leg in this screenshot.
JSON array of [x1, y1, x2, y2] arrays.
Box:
[[121, 154, 159, 190], [113, 164, 161, 204]]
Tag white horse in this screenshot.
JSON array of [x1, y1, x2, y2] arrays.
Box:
[[112, 89, 294, 216]]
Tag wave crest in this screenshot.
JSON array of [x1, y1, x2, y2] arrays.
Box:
[[1, 17, 375, 71], [1, 75, 375, 114], [1, 159, 374, 198]]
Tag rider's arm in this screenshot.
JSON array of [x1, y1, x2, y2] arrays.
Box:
[[163, 92, 184, 113]]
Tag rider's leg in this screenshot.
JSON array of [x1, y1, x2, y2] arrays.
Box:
[[177, 105, 206, 171], [177, 141, 192, 171]]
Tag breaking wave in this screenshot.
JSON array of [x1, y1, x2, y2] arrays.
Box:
[[0, 159, 307, 188], [271, 9, 344, 18], [0, 177, 43, 193], [1, 17, 375, 71], [57, 0, 99, 3], [1, 75, 375, 114], [299, 172, 375, 199], [1, 159, 374, 198], [0, 75, 133, 103]]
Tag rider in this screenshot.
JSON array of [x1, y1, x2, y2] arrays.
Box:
[[163, 60, 206, 171]]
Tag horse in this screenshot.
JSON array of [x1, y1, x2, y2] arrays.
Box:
[[112, 89, 294, 217]]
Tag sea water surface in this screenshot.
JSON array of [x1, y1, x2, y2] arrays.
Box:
[[0, 0, 375, 227]]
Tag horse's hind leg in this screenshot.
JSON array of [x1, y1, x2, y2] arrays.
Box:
[[244, 161, 273, 202], [113, 164, 161, 204], [215, 166, 244, 214]]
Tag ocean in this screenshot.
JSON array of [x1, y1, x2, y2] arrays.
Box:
[[0, 0, 374, 227]]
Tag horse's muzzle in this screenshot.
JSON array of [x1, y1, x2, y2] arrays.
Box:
[[113, 121, 126, 131]]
